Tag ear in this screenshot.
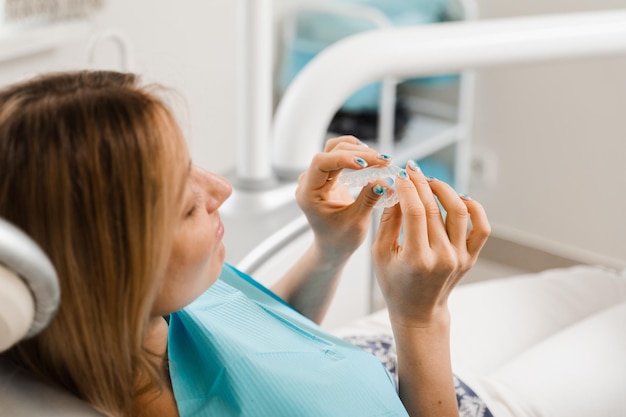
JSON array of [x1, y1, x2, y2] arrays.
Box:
[[0, 218, 59, 352]]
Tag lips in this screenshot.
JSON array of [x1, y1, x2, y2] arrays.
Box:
[[216, 217, 225, 241]]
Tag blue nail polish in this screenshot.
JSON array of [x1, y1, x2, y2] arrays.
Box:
[[426, 176, 437, 182], [373, 185, 386, 195], [358, 140, 369, 148], [355, 157, 368, 168], [459, 193, 472, 200], [397, 169, 408, 179], [377, 153, 392, 161], [407, 160, 420, 171]]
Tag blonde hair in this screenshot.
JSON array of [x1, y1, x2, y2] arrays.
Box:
[[0, 71, 188, 415]]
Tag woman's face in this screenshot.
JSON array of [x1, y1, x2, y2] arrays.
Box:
[[152, 164, 232, 316]]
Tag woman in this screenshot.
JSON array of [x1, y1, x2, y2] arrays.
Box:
[[0, 71, 490, 416]]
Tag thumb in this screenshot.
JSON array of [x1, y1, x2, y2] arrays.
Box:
[[350, 181, 387, 217], [373, 203, 402, 257]]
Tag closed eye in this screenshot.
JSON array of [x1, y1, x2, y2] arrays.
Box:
[[185, 190, 200, 217]]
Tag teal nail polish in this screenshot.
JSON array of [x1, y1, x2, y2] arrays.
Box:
[[355, 157, 368, 168], [426, 176, 437, 182], [377, 153, 392, 161], [373, 184, 386, 195], [407, 160, 420, 171], [358, 140, 369, 148], [459, 193, 472, 200], [397, 169, 408, 179]]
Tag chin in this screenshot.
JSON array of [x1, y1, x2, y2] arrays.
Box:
[[200, 244, 226, 291], [218, 241, 226, 260], [209, 253, 226, 282]]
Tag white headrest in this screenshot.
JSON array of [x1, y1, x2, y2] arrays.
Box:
[[0, 218, 60, 352]]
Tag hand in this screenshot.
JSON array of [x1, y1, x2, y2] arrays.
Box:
[[296, 136, 392, 263], [372, 162, 490, 328]]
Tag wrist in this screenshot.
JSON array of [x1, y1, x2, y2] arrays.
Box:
[[311, 239, 353, 268], [388, 305, 451, 333]]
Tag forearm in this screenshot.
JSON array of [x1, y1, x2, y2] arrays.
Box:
[[391, 313, 458, 417], [270, 242, 350, 324]]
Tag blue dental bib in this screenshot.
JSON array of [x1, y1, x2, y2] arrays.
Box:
[[168, 264, 408, 417]]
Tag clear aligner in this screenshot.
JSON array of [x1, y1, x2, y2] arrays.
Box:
[[338, 165, 402, 208]]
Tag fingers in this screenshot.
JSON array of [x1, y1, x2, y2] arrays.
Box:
[[305, 138, 491, 260], [350, 179, 389, 215], [393, 161, 459, 252], [387, 162, 490, 258], [305, 137, 391, 190], [323, 135, 366, 152], [392, 168, 431, 252], [462, 197, 491, 257], [403, 161, 449, 247], [426, 178, 469, 249], [373, 203, 403, 257], [426, 179, 490, 256]]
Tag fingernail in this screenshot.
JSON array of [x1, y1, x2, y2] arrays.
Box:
[[407, 160, 420, 171], [373, 184, 386, 195], [358, 140, 369, 147], [397, 169, 408, 180], [426, 176, 437, 182], [354, 157, 368, 168], [377, 153, 392, 161], [459, 193, 472, 200]]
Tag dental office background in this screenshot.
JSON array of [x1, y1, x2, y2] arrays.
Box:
[[1, 0, 626, 269]]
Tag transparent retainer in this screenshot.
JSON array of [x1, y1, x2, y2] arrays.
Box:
[[338, 165, 402, 208]]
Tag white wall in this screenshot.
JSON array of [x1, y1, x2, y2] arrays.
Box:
[[470, 0, 626, 266], [0, 0, 239, 174], [92, 0, 240, 175]]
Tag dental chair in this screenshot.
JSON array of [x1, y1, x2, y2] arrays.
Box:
[[0, 218, 103, 416], [2, 212, 625, 417]]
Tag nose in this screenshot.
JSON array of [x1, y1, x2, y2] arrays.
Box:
[[197, 167, 232, 211], [210, 171, 233, 202]]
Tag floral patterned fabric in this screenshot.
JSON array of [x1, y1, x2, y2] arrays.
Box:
[[344, 334, 494, 417]]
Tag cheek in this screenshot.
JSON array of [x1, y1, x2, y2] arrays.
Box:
[[174, 240, 220, 290], [177, 219, 221, 272], [187, 225, 224, 281], [153, 230, 223, 315]]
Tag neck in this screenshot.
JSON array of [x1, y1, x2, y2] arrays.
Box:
[[144, 316, 170, 360], [133, 316, 180, 417]]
